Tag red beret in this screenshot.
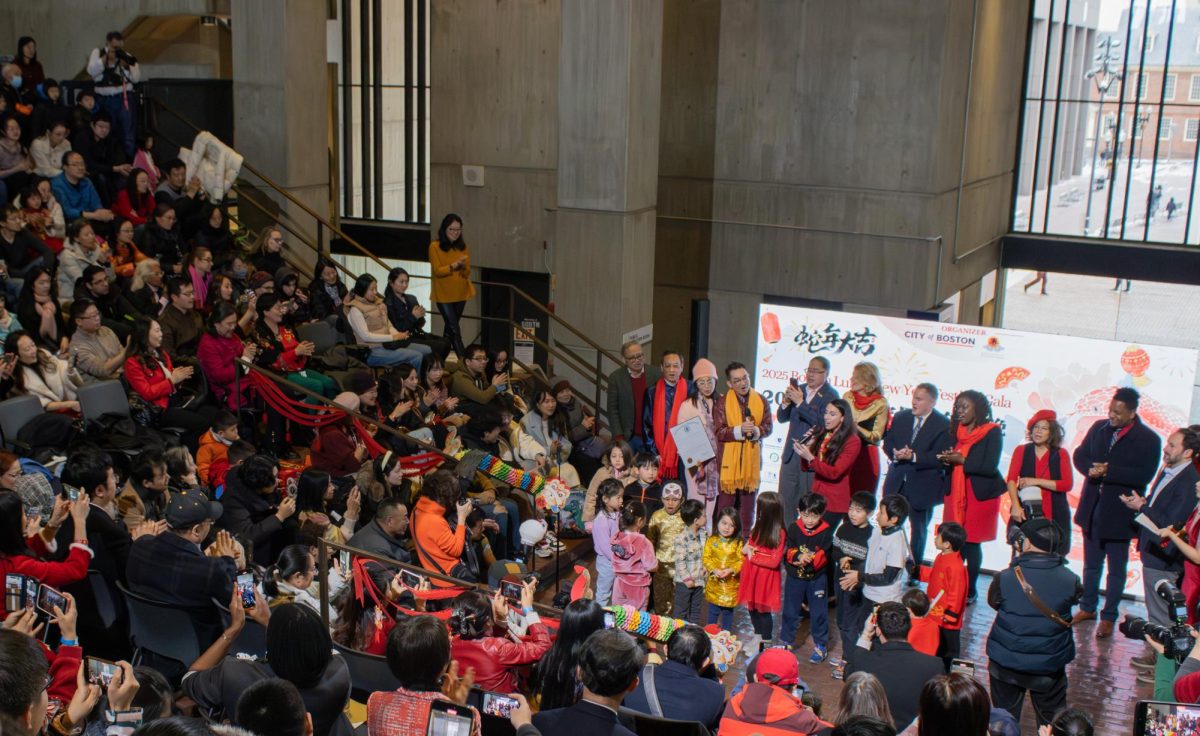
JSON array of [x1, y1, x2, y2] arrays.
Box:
[[1027, 409, 1058, 434]]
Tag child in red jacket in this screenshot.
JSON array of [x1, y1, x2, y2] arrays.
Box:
[[901, 588, 940, 657], [922, 521, 968, 671]]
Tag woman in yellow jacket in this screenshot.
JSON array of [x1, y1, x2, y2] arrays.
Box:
[[428, 213, 474, 358]]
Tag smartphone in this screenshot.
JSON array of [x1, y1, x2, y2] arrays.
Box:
[[236, 572, 256, 609], [603, 611, 615, 630], [1134, 700, 1200, 736], [4, 573, 23, 611], [789, 376, 800, 389], [65, 485, 79, 502], [481, 692, 519, 719], [427, 700, 476, 736], [500, 580, 523, 603], [949, 658, 976, 677], [22, 578, 37, 610], [330, 510, 343, 524], [400, 569, 423, 588], [36, 584, 67, 616], [338, 550, 351, 573], [86, 657, 121, 688]]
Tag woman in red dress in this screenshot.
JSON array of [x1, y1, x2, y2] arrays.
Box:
[[939, 390, 1004, 602], [1161, 477, 1200, 625], [738, 490, 786, 645], [1006, 409, 1074, 553], [842, 362, 888, 497]]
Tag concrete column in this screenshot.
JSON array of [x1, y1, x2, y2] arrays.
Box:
[[554, 0, 664, 354], [231, 0, 329, 266]]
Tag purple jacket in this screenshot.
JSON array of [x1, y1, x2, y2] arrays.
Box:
[[593, 510, 619, 562]]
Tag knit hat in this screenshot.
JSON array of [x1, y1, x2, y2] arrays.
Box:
[[1020, 518, 1065, 555], [692, 359, 717, 380], [345, 371, 377, 396], [332, 391, 360, 412], [550, 376, 571, 395], [249, 271, 273, 290], [1026, 409, 1058, 433]]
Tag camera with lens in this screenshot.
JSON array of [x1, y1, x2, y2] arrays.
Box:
[[114, 48, 137, 65], [1118, 579, 1196, 661]]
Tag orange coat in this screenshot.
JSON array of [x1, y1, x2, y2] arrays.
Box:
[[411, 496, 466, 586], [196, 429, 229, 485], [428, 241, 475, 304]]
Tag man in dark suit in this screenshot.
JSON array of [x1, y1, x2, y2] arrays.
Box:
[[845, 601, 945, 729], [1125, 425, 1200, 675], [383, 266, 450, 360], [534, 629, 641, 736], [882, 382, 952, 580], [127, 489, 241, 645], [775, 355, 840, 525], [623, 625, 725, 731], [1072, 387, 1162, 638], [606, 340, 660, 453]]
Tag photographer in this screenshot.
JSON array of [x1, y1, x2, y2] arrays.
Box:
[[986, 518, 1082, 727], [86, 32, 140, 159]]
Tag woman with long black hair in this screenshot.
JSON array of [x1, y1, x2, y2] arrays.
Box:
[[795, 397, 862, 528], [427, 213, 472, 358], [529, 598, 607, 709], [293, 467, 361, 544]]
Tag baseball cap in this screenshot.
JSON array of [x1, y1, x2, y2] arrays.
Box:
[[1020, 518, 1065, 555], [165, 490, 223, 529], [756, 648, 801, 687]]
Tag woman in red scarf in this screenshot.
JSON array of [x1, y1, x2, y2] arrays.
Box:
[[842, 362, 889, 496], [938, 390, 1004, 601]]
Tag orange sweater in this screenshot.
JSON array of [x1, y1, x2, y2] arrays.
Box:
[[428, 241, 475, 304], [411, 496, 467, 586]]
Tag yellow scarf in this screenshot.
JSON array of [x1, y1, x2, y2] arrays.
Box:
[[720, 390, 764, 492]]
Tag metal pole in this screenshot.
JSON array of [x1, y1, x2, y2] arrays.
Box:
[[1084, 98, 1104, 235]]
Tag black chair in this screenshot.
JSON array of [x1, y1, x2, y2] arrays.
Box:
[[0, 394, 44, 451], [116, 581, 204, 668], [618, 707, 711, 736], [210, 596, 268, 659], [78, 380, 131, 424], [332, 641, 399, 703]]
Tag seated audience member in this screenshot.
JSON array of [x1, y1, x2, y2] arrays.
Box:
[[132, 132, 160, 190], [451, 343, 509, 415], [130, 257, 166, 317], [69, 90, 97, 135], [533, 629, 645, 736], [165, 445, 207, 496], [367, 614, 482, 736], [138, 203, 185, 274], [117, 450, 170, 527], [192, 205, 235, 259], [353, 451, 410, 523], [75, 264, 139, 339], [1040, 708, 1094, 736], [215, 439, 255, 495], [295, 468, 361, 544], [554, 376, 605, 482], [6, 329, 80, 412], [829, 717, 895, 736], [158, 276, 204, 357], [71, 111, 130, 206], [252, 226, 287, 276], [828, 672, 895, 733], [26, 177, 68, 248], [845, 602, 943, 730], [0, 293, 19, 345], [124, 318, 219, 445], [719, 648, 825, 735], [219, 453, 296, 566], [30, 121, 71, 177], [196, 410, 240, 487], [623, 624, 726, 730], [384, 266, 450, 359], [127, 490, 242, 640], [68, 297, 128, 381], [411, 469, 472, 580], [344, 273, 430, 369], [0, 115, 34, 201], [915, 674, 990, 736], [235, 678, 312, 736], [252, 291, 338, 396], [197, 301, 256, 410], [311, 396, 372, 476], [114, 167, 154, 226], [110, 217, 147, 281], [0, 205, 55, 295], [57, 218, 115, 304], [0, 490, 91, 597], [184, 597, 352, 736], [307, 256, 346, 326], [52, 150, 112, 230], [187, 247, 214, 312], [263, 544, 344, 616], [346, 496, 412, 591], [448, 582, 552, 694], [16, 266, 67, 352], [154, 158, 206, 223], [55, 450, 138, 586], [530, 598, 608, 711]]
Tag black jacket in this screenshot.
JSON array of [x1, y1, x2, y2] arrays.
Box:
[[0, 229, 56, 273], [54, 504, 131, 584], [1073, 416, 1162, 540], [986, 551, 1082, 675], [776, 383, 839, 464], [217, 466, 288, 565], [622, 660, 725, 731], [384, 290, 427, 334], [533, 700, 636, 736], [845, 640, 944, 729], [137, 223, 186, 272], [1137, 463, 1200, 572], [345, 520, 412, 592], [882, 409, 952, 510], [126, 531, 237, 643]]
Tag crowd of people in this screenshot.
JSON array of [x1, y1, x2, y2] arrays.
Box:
[[0, 28, 1185, 736]]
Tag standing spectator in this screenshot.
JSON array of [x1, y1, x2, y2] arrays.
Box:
[[796, 398, 862, 527], [882, 382, 951, 578], [1128, 426, 1200, 675], [739, 491, 787, 644], [70, 111, 130, 206], [916, 674, 990, 736], [1007, 410, 1074, 547], [530, 599, 607, 711], [52, 151, 113, 230], [843, 362, 889, 497], [987, 519, 1082, 726], [677, 359, 720, 522], [607, 340, 660, 453], [643, 350, 692, 482], [714, 361, 773, 533], [623, 624, 726, 731], [1072, 386, 1161, 637], [781, 492, 835, 662], [30, 121, 70, 178], [113, 167, 154, 226], [703, 506, 743, 629], [938, 390, 1003, 602], [845, 601, 944, 730], [533, 629, 643, 736], [428, 213, 472, 358], [87, 31, 140, 157], [777, 357, 839, 526], [14, 38, 44, 89]]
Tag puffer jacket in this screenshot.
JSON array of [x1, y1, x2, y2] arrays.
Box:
[[986, 552, 1082, 675]]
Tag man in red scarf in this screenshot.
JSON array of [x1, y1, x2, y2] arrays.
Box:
[[642, 350, 691, 482]]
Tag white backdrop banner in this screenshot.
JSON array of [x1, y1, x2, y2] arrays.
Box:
[[754, 304, 1198, 594]]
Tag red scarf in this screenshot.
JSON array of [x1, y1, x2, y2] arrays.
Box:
[[653, 379, 687, 480], [851, 391, 883, 410], [945, 422, 999, 525]]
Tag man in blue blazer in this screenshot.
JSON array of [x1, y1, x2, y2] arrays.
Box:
[[882, 382, 952, 580], [776, 355, 840, 525], [1125, 425, 1200, 673], [1072, 387, 1162, 638]]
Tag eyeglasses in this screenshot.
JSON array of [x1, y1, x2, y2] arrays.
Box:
[[624, 353, 644, 362]]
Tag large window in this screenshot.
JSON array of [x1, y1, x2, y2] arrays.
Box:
[[1015, 1, 1200, 245], [336, 0, 430, 224]]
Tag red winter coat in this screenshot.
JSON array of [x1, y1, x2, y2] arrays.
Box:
[[802, 433, 862, 514], [738, 536, 785, 613], [450, 620, 552, 694], [197, 331, 246, 409], [0, 542, 92, 616], [124, 351, 177, 408]]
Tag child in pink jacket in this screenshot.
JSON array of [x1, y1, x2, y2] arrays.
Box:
[[611, 500, 658, 610]]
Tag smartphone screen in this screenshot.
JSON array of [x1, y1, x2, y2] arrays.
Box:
[[500, 580, 522, 603], [65, 486, 79, 502], [338, 550, 351, 573], [949, 658, 975, 677], [427, 701, 475, 736], [401, 569, 422, 588], [603, 612, 615, 629], [4, 574, 23, 611], [22, 579, 37, 610], [481, 692, 519, 719], [236, 572, 256, 609], [36, 584, 66, 616], [86, 657, 120, 688], [1135, 700, 1200, 736]]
